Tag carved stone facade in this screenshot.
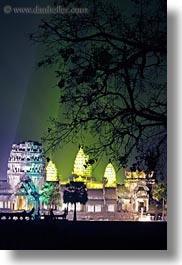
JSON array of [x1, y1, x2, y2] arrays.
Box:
[[0, 143, 156, 219], [0, 180, 12, 209], [6, 141, 46, 210], [116, 170, 155, 213]]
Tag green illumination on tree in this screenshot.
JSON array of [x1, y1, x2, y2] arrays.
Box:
[[152, 183, 167, 202], [152, 183, 167, 220], [40, 182, 62, 210], [17, 175, 40, 213]]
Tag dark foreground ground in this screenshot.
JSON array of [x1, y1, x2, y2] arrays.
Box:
[[0, 220, 167, 250]]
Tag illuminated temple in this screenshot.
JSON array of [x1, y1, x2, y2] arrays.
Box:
[[7, 141, 46, 210], [0, 143, 156, 220], [72, 147, 92, 178]]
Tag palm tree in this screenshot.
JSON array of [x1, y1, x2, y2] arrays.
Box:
[[63, 181, 88, 221], [40, 182, 61, 211], [40, 182, 53, 213]]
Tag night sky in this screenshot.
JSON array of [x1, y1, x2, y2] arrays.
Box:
[[0, 0, 131, 182], [0, 0, 41, 179]]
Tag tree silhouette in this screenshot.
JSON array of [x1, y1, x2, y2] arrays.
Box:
[[152, 183, 167, 219], [63, 181, 88, 221], [31, 0, 167, 179], [152, 183, 167, 204]]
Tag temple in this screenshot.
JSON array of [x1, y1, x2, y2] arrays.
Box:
[[104, 162, 116, 187], [46, 160, 58, 182], [72, 147, 92, 178], [6, 141, 46, 210], [0, 143, 156, 220]]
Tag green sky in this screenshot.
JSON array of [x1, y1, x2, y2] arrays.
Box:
[[15, 63, 125, 183]]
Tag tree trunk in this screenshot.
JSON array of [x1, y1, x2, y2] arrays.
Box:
[[162, 198, 165, 220], [35, 197, 40, 216], [103, 181, 106, 212], [73, 202, 77, 221]]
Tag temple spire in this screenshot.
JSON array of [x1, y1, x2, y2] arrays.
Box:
[[104, 162, 116, 187], [72, 147, 92, 177]]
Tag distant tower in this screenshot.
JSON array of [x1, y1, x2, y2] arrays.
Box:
[[72, 147, 92, 177], [46, 160, 58, 181], [104, 163, 116, 187], [7, 141, 46, 191]]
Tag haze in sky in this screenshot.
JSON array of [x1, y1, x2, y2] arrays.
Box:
[[0, 0, 131, 182]]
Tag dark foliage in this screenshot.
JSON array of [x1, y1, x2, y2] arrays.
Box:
[[63, 181, 88, 204], [63, 181, 88, 221], [31, 0, 167, 180]]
